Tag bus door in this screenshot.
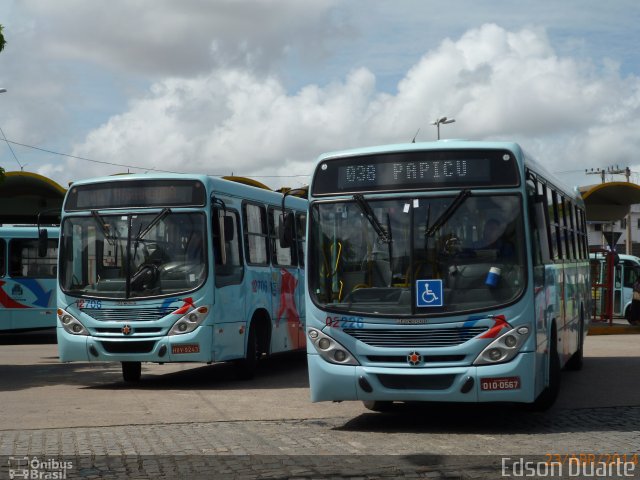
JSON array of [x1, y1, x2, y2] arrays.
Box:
[[211, 204, 245, 361], [617, 259, 640, 317], [295, 212, 307, 348], [613, 262, 623, 316], [269, 207, 305, 352]]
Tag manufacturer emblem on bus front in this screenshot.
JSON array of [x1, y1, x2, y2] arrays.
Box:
[[407, 351, 422, 366], [121, 325, 132, 335]]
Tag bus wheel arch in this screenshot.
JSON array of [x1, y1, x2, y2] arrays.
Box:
[[251, 309, 272, 357], [565, 306, 585, 371], [531, 320, 560, 411], [235, 309, 271, 380]]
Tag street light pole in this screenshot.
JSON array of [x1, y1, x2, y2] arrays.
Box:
[[431, 116, 455, 139]]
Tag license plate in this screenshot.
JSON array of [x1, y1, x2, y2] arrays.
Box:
[[480, 376, 520, 391], [172, 344, 200, 354]]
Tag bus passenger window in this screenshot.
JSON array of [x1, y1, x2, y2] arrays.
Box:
[[9, 239, 59, 278], [243, 203, 268, 265], [270, 208, 294, 267]]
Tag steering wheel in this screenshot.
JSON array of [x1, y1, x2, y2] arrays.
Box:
[[444, 235, 462, 255], [131, 263, 159, 290]]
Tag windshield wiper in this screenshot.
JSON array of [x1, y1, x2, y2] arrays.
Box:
[[136, 208, 171, 241], [91, 211, 116, 246], [425, 189, 471, 237], [353, 194, 392, 244]]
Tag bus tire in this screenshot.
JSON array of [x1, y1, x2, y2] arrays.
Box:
[[362, 401, 394, 412], [565, 315, 584, 371], [122, 361, 141, 382], [531, 327, 560, 411], [235, 323, 259, 380]]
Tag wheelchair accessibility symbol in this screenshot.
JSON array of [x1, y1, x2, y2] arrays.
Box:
[[416, 279, 443, 307]]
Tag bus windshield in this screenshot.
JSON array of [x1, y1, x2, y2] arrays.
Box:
[[309, 193, 526, 316], [60, 211, 207, 299]]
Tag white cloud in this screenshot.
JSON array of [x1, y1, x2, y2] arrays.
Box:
[[62, 24, 640, 189], [22, 0, 340, 76]]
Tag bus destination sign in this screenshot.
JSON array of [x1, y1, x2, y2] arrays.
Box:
[[65, 179, 206, 211], [312, 149, 519, 195]]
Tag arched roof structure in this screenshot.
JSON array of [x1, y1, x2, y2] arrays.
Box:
[[579, 182, 640, 222], [0, 171, 66, 224]]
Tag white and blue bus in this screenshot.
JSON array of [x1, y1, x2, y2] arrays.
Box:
[[56, 174, 307, 382], [305, 141, 590, 410], [590, 251, 640, 323], [0, 226, 59, 331]]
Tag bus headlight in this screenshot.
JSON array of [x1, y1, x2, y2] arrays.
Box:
[[168, 306, 209, 336], [57, 308, 89, 336], [473, 326, 530, 365], [308, 328, 359, 366]]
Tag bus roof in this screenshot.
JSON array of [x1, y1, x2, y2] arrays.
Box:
[[590, 252, 640, 264], [316, 140, 524, 161]]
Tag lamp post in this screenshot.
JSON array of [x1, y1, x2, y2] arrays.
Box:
[[432, 116, 455, 139]]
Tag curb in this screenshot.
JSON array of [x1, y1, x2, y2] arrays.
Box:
[[588, 323, 640, 335]]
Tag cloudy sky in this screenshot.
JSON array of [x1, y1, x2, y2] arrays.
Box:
[[0, 1, 639, 190]]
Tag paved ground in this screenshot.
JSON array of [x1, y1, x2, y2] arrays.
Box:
[[0, 330, 638, 479]]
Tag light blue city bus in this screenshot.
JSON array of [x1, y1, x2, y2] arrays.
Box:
[[305, 141, 590, 410], [0, 225, 59, 330], [56, 174, 307, 382]]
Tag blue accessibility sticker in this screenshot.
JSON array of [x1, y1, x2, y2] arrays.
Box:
[[416, 279, 443, 307]]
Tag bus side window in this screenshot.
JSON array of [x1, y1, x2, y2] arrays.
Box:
[[9, 239, 59, 278], [623, 261, 638, 288], [9, 242, 22, 277], [213, 208, 243, 286], [527, 176, 551, 266], [243, 203, 269, 265]]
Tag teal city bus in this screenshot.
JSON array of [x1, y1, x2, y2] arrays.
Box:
[[0, 225, 59, 330], [56, 174, 307, 382], [305, 141, 590, 410]]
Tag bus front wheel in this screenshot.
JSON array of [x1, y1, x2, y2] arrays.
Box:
[[235, 323, 259, 380], [122, 361, 142, 382], [531, 328, 560, 411]]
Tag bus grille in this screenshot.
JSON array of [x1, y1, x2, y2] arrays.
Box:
[[83, 308, 170, 323], [377, 373, 456, 390], [366, 355, 466, 363], [100, 341, 156, 354], [342, 326, 488, 347]]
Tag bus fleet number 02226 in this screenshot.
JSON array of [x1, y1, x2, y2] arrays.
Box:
[[325, 316, 364, 329]]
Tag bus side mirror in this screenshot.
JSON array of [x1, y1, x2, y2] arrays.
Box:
[[223, 216, 234, 242], [38, 229, 48, 258], [279, 212, 294, 248]]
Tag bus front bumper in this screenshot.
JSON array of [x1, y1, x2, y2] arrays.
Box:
[[56, 326, 213, 363], [308, 351, 536, 404]]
